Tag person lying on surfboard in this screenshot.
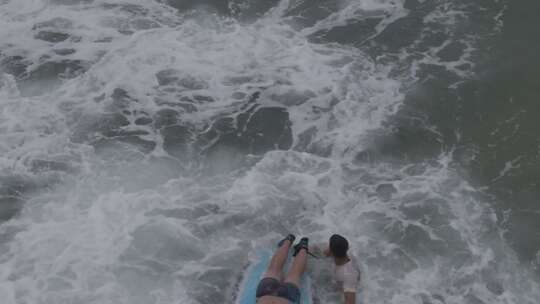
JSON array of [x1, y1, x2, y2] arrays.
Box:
[[313, 234, 361, 304], [255, 234, 309, 304]]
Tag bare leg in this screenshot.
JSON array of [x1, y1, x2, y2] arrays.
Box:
[[284, 248, 307, 286], [263, 240, 292, 280]]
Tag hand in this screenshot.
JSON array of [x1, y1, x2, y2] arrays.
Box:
[[323, 247, 331, 257], [308, 243, 331, 257]]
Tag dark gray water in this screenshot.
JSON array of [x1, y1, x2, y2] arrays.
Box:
[[388, 0, 540, 266], [0, 1, 539, 303]]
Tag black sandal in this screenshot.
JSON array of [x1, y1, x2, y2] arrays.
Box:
[[292, 237, 309, 257], [277, 234, 296, 248]]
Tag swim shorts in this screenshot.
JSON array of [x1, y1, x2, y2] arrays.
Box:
[[256, 277, 301, 304]]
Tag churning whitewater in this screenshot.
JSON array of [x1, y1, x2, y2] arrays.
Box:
[[0, 1, 538, 304]]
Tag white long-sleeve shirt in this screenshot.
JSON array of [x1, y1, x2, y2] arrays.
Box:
[[334, 255, 361, 293]]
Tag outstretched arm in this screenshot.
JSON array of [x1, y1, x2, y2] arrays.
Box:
[[344, 292, 356, 304], [309, 243, 331, 257], [342, 267, 359, 304]]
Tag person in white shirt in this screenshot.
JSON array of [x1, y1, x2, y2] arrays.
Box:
[[316, 234, 360, 304]]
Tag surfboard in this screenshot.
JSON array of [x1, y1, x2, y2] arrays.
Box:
[[236, 250, 313, 304]]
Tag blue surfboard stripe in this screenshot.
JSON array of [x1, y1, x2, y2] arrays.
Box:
[[237, 250, 271, 304]]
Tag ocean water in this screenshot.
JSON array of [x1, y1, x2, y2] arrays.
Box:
[[0, 1, 539, 304]]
